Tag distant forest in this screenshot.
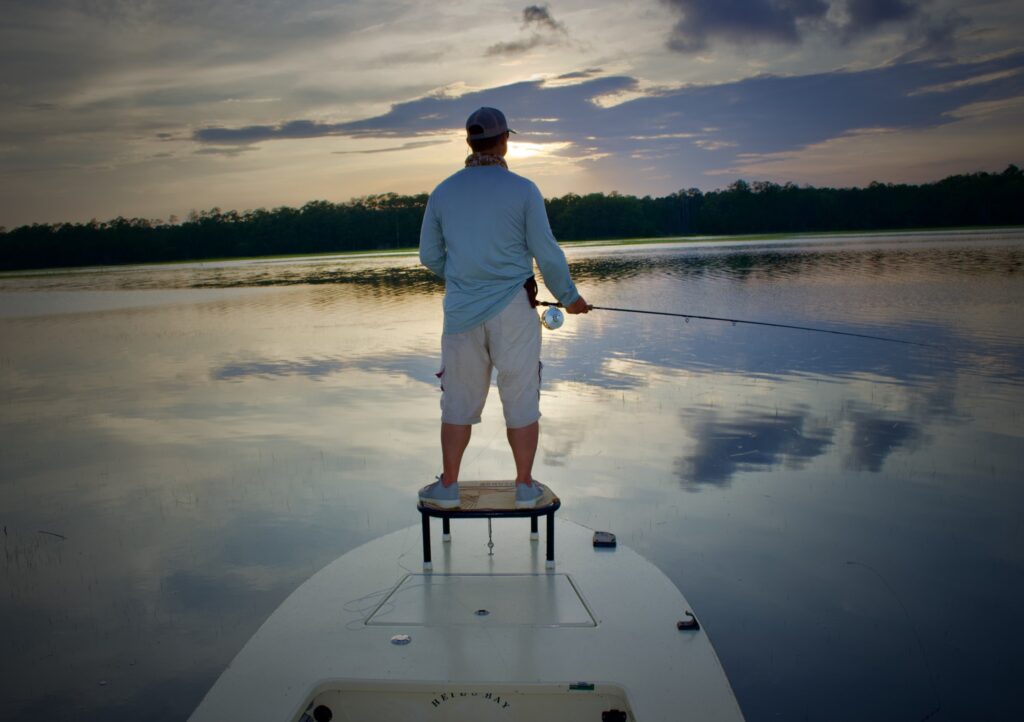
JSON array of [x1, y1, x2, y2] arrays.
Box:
[[2, 165, 1021, 271]]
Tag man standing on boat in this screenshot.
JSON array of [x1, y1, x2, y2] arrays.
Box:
[[418, 107, 589, 509]]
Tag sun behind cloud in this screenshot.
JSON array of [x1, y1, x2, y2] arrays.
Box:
[[507, 140, 572, 160]]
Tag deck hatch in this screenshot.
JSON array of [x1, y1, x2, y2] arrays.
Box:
[[365, 574, 596, 627]]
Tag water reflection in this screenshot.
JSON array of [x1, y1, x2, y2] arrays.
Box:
[[190, 262, 442, 295], [1, 231, 1022, 722], [844, 412, 922, 472], [676, 409, 834, 488], [213, 356, 349, 381]]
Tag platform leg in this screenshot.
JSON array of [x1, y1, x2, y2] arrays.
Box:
[[530, 514, 539, 541], [545, 511, 555, 569], [421, 512, 432, 571], [442, 516, 451, 543]]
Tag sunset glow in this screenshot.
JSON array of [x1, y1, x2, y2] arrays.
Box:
[[0, 1, 1021, 227]]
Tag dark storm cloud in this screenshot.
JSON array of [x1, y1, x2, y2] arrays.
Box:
[[663, 0, 830, 53], [486, 4, 568, 56], [662, 0, 962, 54], [843, 0, 918, 37], [523, 4, 567, 33]]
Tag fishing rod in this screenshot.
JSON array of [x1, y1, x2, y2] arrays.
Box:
[[537, 301, 935, 348]]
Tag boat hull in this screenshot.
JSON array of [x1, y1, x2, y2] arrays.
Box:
[[190, 518, 744, 722]]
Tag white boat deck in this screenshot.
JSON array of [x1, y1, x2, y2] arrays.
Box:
[[189, 516, 745, 722], [365, 573, 596, 627]]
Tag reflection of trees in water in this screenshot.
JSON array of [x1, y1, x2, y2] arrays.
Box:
[[567, 240, 1024, 285], [189, 250, 803, 288], [53, 237, 1019, 306], [186, 244, 831, 291], [192, 264, 441, 297], [568, 251, 793, 283], [187, 239, 1011, 293]]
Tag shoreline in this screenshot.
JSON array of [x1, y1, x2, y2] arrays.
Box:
[[2, 225, 1021, 278]]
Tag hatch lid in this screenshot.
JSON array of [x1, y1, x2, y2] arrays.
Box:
[[366, 574, 596, 627]]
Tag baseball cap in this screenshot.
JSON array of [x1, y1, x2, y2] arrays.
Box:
[[465, 107, 517, 140]]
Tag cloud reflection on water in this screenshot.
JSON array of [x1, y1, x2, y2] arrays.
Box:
[[2, 232, 1023, 722], [213, 356, 348, 380], [676, 409, 834, 488], [844, 413, 923, 472], [190, 232, 1022, 490]]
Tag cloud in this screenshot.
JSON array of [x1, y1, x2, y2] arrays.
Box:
[[662, 0, 970, 56], [556, 68, 604, 80], [908, 68, 1023, 96], [843, 0, 918, 37], [326, 74, 637, 140], [193, 120, 348, 145], [188, 51, 1024, 195], [487, 36, 549, 56], [524, 4, 567, 33], [663, 0, 830, 53], [714, 92, 1024, 187], [696, 139, 738, 150], [333, 139, 450, 155], [194, 145, 258, 157], [378, 48, 447, 65], [486, 4, 569, 56], [896, 9, 972, 61]]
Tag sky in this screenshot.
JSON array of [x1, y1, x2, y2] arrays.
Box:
[[1, 0, 1022, 228]]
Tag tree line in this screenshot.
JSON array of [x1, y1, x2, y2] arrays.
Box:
[[2, 165, 1021, 271]]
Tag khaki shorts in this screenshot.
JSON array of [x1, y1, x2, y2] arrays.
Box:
[[439, 289, 542, 428]]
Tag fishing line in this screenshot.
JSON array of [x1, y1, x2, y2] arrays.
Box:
[[845, 560, 942, 721], [538, 301, 936, 348]]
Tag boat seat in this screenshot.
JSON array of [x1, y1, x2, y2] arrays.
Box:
[[417, 482, 561, 570]]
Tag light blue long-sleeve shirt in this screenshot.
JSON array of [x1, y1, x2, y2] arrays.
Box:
[[419, 165, 580, 335]]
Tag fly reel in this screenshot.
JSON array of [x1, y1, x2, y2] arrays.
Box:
[[540, 306, 564, 330]]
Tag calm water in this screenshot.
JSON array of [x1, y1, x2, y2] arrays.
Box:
[[2, 230, 1023, 721]]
